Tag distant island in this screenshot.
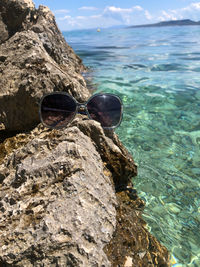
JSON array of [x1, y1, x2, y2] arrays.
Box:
[[129, 19, 200, 28]]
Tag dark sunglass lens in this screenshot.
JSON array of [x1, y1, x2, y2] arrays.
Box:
[[40, 94, 76, 128], [87, 94, 122, 128]]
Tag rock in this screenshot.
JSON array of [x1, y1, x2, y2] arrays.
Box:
[[124, 256, 133, 267], [0, 122, 116, 266], [104, 191, 170, 267], [71, 119, 137, 188], [0, 0, 89, 132], [0, 0, 35, 44], [0, 13, 9, 43], [0, 119, 136, 266]]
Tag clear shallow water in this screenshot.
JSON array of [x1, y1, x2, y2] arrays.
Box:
[[64, 26, 200, 266]]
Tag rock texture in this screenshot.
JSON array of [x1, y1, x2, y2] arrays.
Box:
[[0, 121, 118, 266], [0, 0, 89, 132], [0, 0, 170, 266], [105, 192, 169, 267]]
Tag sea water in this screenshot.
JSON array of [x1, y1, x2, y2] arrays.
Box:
[[63, 26, 200, 266]]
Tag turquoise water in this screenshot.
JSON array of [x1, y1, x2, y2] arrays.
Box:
[[64, 26, 200, 266]]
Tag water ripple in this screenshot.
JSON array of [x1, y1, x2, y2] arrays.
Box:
[[151, 63, 188, 71], [124, 64, 147, 70], [65, 26, 200, 267]]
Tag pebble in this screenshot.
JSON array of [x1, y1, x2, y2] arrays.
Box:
[[124, 256, 133, 267]]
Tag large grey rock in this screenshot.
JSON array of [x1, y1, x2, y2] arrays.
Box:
[[0, 120, 119, 266], [0, 0, 89, 132]]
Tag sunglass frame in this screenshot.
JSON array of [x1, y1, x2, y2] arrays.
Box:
[[39, 92, 123, 130]]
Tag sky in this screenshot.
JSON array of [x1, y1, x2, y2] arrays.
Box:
[[33, 0, 200, 30]]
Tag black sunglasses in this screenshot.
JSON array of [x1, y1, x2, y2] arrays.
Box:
[[39, 92, 123, 129]]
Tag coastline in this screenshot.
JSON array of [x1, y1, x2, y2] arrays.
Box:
[[128, 19, 200, 28]]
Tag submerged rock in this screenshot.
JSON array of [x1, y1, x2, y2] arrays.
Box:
[[0, 0, 170, 266]]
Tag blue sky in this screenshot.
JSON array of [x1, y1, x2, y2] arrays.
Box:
[[33, 0, 200, 30]]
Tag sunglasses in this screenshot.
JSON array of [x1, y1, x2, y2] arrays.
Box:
[[39, 92, 123, 129]]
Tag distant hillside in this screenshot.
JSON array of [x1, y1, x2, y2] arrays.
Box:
[[129, 19, 200, 28]]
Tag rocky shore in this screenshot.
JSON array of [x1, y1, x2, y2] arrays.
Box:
[[0, 0, 170, 266]]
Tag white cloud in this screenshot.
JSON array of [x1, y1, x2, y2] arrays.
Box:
[[145, 10, 153, 20], [76, 16, 86, 20], [158, 10, 179, 21], [103, 5, 143, 14], [104, 6, 134, 13], [57, 15, 71, 21], [133, 6, 143, 11], [53, 9, 70, 14], [158, 2, 200, 22], [79, 6, 98, 11], [185, 2, 200, 10], [61, 16, 82, 27], [102, 5, 145, 24]]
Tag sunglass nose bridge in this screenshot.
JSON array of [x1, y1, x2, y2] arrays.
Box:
[[77, 103, 88, 115]]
